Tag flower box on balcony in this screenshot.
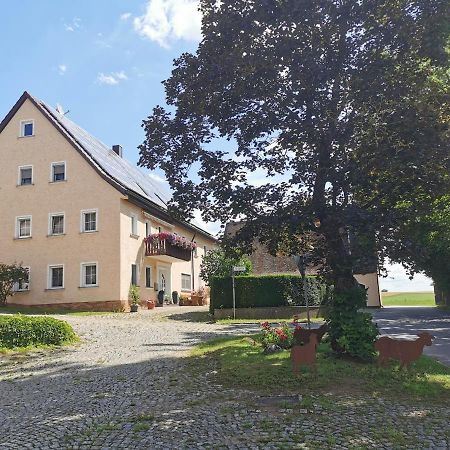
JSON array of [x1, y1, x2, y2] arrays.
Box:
[[144, 233, 194, 262]]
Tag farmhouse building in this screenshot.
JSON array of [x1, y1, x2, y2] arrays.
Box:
[[0, 92, 216, 310]]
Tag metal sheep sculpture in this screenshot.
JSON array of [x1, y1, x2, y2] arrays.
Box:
[[374, 332, 434, 369]]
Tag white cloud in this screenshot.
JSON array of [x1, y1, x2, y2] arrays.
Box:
[[58, 64, 67, 76], [97, 71, 128, 85], [121, 12, 132, 20], [64, 17, 81, 32], [148, 173, 166, 183], [192, 209, 220, 236], [133, 0, 201, 48], [379, 263, 433, 292]]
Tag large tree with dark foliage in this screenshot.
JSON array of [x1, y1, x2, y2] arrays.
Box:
[[139, 0, 449, 355]]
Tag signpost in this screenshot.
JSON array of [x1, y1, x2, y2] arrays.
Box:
[[293, 255, 311, 329], [232, 266, 246, 320]]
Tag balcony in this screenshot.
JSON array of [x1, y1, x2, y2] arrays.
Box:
[[144, 234, 193, 262]]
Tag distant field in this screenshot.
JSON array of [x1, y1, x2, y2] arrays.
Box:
[[381, 292, 435, 306]]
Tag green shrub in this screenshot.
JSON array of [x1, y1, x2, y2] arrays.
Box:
[[326, 287, 378, 360], [210, 274, 329, 312], [0, 315, 77, 349]]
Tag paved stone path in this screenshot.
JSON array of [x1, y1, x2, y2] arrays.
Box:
[[0, 307, 449, 449], [372, 306, 450, 366]]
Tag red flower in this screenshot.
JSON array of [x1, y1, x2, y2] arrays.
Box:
[[261, 321, 271, 330]]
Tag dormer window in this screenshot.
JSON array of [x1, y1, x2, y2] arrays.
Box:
[[51, 162, 66, 182], [20, 120, 34, 137]]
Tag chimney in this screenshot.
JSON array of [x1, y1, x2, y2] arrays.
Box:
[[112, 145, 123, 157]]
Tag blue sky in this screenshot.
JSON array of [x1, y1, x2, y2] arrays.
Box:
[[0, 0, 433, 292]]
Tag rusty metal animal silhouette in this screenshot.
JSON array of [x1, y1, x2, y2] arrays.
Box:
[[291, 333, 318, 375], [374, 332, 433, 369], [293, 323, 328, 346]]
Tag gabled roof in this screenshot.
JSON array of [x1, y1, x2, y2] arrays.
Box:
[[0, 91, 216, 241]]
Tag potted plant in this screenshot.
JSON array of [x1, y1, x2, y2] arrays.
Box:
[[172, 291, 179, 305], [129, 285, 140, 312], [147, 299, 155, 310], [191, 288, 205, 306], [157, 290, 164, 306]]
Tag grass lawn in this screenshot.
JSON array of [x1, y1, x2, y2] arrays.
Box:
[[382, 292, 435, 306], [0, 305, 118, 316], [191, 336, 450, 402]]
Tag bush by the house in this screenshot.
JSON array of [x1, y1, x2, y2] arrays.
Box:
[[210, 274, 329, 312], [0, 315, 77, 349]]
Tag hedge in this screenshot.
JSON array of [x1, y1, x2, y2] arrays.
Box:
[[210, 274, 330, 312], [0, 315, 77, 349]]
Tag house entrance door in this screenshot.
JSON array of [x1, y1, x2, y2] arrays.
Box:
[[157, 266, 171, 304]]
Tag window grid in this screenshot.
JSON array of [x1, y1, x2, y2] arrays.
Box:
[[82, 210, 97, 232], [15, 267, 30, 291], [181, 273, 191, 291], [50, 214, 64, 235], [49, 266, 64, 289], [145, 267, 152, 288], [82, 264, 97, 287], [17, 217, 31, 238]]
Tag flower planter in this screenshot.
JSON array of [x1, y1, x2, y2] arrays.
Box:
[[147, 300, 155, 310], [130, 304, 139, 313], [191, 295, 204, 306]]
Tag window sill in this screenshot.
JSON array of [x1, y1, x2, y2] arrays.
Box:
[[49, 180, 67, 184], [16, 183, 34, 187], [18, 135, 35, 139], [45, 288, 65, 291], [80, 230, 98, 234], [14, 236, 32, 240], [14, 290, 30, 294], [181, 289, 191, 293], [47, 233, 66, 237], [79, 285, 99, 289], [130, 233, 140, 239]]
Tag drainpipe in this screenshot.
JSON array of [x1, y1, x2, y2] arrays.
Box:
[[191, 233, 196, 291]]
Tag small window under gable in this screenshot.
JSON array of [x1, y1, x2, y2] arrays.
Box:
[[51, 162, 66, 182], [20, 120, 34, 137]]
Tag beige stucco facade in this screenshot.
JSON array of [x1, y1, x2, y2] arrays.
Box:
[[0, 97, 216, 310]]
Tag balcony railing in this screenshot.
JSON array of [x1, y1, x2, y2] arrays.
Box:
[[144, 238, 192, 261]]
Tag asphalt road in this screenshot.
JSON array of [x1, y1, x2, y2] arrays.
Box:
[[371, 306, 450, 366]]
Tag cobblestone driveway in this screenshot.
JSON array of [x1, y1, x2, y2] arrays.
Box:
[[0, 308, 449, 449]]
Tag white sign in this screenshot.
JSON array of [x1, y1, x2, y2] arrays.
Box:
[[233, 266, 246, 272]]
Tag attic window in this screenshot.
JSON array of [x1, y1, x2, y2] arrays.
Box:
[[20, 121, 34, 137]]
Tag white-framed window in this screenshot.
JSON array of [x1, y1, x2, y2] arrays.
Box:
[[48, 265, 64, 289], [18, 165, 33, 186], [131, 215, 138, 236], [181, 273, 191, 292], [145, 221, 150, 237], [16, 215, 32, 238], [204, 245, 208, 255], [145, 266, 152, 288], [20, 120, 34, 137], [51, 162, 66, 182], [49, 213, 65, 236], [80, 262, 98, 287], [14, 266, 30, 292], [81, 209, 98, 233], [131, 264, 138, 285]]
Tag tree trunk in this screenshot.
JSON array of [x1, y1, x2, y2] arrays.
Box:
[[434, 281, 450, 307], [321, 216, 359, 294]]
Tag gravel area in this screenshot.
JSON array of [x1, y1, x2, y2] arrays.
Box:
[[0, 307, 449, 449]]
